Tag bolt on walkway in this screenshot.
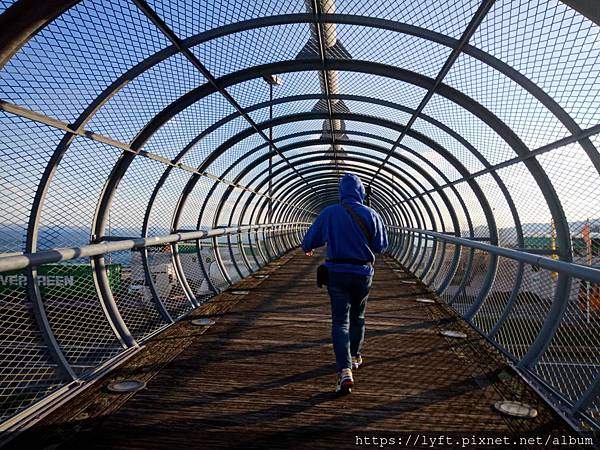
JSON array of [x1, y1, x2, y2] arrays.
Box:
[[9, 250, 577, 449]]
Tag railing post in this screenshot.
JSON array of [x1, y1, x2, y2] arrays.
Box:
[[140, 248, 175, 322], [425, 240, 447, 287], [226, 234, 245, 280], [171, 242, 200, 307], [212, 235, 233, 286], [262, 227, 273, 262], [26, 266, 77, 381], [437, 243, 462, 295], [237, 230, 254, 274], [195, 238, 219, 295], [254, 229, 268, 266], [488, 261, 525, 338], [448, 247, 475, 306], [90, 255, 136, 348], [419, 234, 438, 280]]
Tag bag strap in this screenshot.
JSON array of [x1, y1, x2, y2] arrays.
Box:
[[342, 203, 373, 246]]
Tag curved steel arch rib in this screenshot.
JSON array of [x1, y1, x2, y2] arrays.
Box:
[[162, 61, 570, 305], [230, 150, 465, 287], [199, 142, 448, 233], [225, 142, 474, 282]]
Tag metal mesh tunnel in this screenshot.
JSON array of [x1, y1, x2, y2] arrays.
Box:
[[1, 0, 600, 434]]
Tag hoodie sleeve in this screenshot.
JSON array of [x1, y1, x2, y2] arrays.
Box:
[[301, 212, 326, 252], [370, 212, 388, 254]]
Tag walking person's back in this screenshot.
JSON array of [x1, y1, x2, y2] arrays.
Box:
[[301, 173, 388, 394]]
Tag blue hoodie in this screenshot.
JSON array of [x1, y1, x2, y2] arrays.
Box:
[[301, 173, 388, 276]]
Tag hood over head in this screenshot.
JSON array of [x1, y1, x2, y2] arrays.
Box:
[[339, 173, 366, 203]]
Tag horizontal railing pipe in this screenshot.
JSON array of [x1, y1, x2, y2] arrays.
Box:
[[389, 226, 600, 284], [386, 225, 600, 432], [0, 223, 310, 273]]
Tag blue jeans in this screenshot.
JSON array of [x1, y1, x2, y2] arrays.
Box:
[[327, 271, 373, 372]]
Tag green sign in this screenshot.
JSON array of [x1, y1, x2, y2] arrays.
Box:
[[0, 264, 121, 299]]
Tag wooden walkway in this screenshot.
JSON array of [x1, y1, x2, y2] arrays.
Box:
[[10, 250, 577, 449]]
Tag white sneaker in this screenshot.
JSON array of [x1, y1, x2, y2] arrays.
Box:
[[336, 368, 353, 394], [352, 355, 363, 369]]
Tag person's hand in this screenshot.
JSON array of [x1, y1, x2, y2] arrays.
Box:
[[305, 250, 314, 257]]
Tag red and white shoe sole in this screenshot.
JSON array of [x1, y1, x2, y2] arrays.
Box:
[[338, 380, 353, 394]]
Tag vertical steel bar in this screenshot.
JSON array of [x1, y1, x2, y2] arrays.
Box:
[[25, 267, 77, 381], [90, 255, 136, 348], [140, 248, 175, 323]]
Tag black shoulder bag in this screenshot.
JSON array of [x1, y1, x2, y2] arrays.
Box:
[[316, 204, 373, 288]]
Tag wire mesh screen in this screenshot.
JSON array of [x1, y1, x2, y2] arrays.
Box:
[[39, 258, 123, 373], [109, 250, 168, 339], [176, 239, 214, 301], [534, 276, 600, 405], [0, 113, 63, 254], [144, 246, 192, 319], [0, 275, 67, 422]]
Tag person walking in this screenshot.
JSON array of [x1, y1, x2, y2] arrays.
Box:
[[301, 173, 388, 394]]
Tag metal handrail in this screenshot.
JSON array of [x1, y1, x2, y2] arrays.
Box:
[[388, 226, 600, 283], [0, 221, 309, 432], [386, 225, 600, 430], [0, 223, 310, 273]]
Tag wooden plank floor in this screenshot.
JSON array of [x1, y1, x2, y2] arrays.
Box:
[[10, 249, 578, 449]]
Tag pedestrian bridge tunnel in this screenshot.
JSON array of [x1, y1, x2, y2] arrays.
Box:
[[0, 0, 599, 436]]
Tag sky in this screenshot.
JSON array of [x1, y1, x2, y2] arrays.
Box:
[[1, 0, 600, 254]]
